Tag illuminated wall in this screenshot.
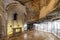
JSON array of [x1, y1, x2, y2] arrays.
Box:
[[34, 20, 60, 37], [6, 2, 27, 35], [7, 20, 24, 35], [7, 11, 25, 35]]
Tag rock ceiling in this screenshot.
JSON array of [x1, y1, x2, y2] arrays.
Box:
[[4, 0, 60, 23], [20, 0, 60, 23]]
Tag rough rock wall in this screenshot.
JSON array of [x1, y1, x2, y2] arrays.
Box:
[[25, 0, 40, 22], [25, 0, 60, 22], [39, 0, 59, 19]]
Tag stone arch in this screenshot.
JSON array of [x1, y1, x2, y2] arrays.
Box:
[[6, 1, 27, 35]]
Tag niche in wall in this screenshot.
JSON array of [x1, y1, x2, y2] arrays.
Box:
[[13, 13, 17, 20]]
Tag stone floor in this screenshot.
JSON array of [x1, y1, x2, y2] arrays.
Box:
[[5, 30, 60, 40]]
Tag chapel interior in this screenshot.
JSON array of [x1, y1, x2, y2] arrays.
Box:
[[0, 0, 60, 40]]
